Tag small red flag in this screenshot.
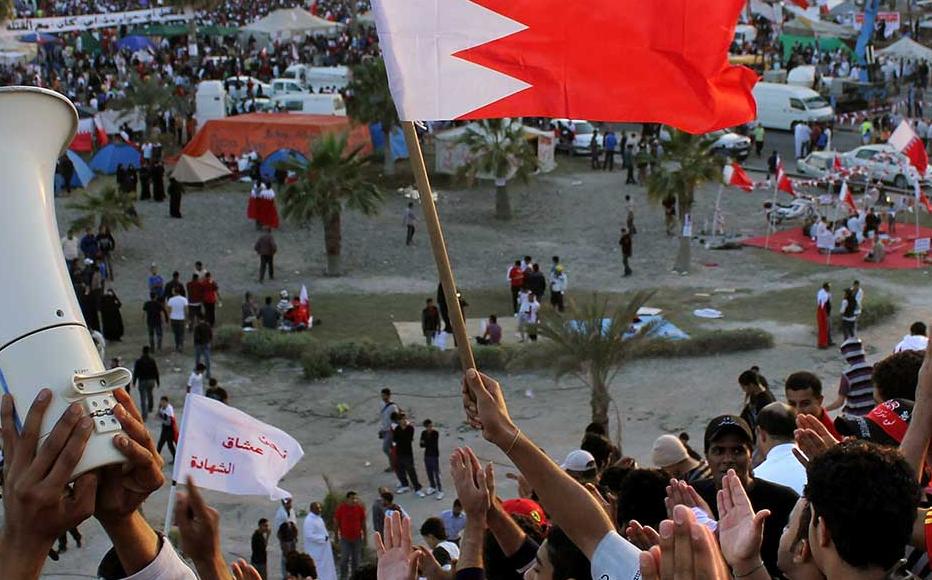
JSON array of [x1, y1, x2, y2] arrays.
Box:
[[889, 121, 929, 175], [776, 159, 796, 197], [724, 162, 754, 192]]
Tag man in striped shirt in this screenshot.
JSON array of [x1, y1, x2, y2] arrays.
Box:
[[825, 338, 875, 418]]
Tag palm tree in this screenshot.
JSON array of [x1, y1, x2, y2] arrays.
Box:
[[646, 130, 723, 274], [346, 57, 400, 176], [108, 73, 182, 140], [68, 186, 142, 232], [281, 132, 383, 276], [458, 119, 539, 220], [535, 291, 654, 451]]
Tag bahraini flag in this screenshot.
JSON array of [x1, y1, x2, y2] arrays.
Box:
[[889, 121, 929, 175], [172, 394, 304, 500], [724, 162, 754, 191], [370, 0, 758, 133]]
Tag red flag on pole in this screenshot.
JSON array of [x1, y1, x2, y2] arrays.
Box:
[[776, 158, 796, 196], [889, 121, 929, 175], [371, 0, 758, 133], [833, 153, 848, 176], [916, 181, 932, 213], [839, 180, 857, 213], [724, 162, 754, 191]]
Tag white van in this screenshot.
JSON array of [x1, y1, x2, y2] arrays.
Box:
[[195, 80, 228, 128], [282, 65, 350, 93], [270, 78, 309, 96], [753, 82, 834, 130], [269, 93, 347, 116]]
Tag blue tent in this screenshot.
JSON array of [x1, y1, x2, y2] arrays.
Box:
[[260, 148, 307, 182], [90, 143, 141, 174], [369, 123, 409, 160], [55, 150, 95, 192], [115, 35, 155, 52]]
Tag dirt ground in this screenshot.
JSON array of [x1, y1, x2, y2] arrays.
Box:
[[26, 154, 932, 578]]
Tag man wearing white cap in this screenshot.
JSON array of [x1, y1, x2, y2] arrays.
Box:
[[560, 449, 598, 484], [651, 434, 711, 483]]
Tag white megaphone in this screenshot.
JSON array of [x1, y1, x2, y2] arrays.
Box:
[[0, 87, 128, 478]]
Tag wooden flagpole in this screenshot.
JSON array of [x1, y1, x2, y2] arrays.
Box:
[[401, 121, 476, 371]]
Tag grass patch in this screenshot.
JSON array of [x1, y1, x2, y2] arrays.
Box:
[[725, 285, 898, 329]]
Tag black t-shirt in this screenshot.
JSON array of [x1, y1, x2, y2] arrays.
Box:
[[694, 478, 798, 579], [143, 300, 163, 326], [251, 530, 267, 564], [420, 430, 439, 457], [393, 424, 415, 457]]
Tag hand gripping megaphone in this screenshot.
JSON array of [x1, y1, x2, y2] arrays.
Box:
[[0, 87, 129, 478]]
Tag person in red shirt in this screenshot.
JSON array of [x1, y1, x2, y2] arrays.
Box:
[[186, 273, 204, 330], [784, 371, 841, 440], [201, 272, 221, 327], [333, 491, 367, 580], [507, 260, 524, 314], [284, 298, 311, 331]]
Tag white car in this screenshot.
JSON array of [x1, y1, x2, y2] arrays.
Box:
[[552, 119, 602, 155], [224, 76, 272, 100], [842, 144, 930, 189], [707, 129, 751, 160]]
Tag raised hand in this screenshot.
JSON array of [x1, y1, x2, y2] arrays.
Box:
[[625, 520, 660, 550], [639, 505, 730, 580], [665, 479, 713, 520], [376, 511, 420, 580], [94, 388, 165, 525], [505, 471, 534, 499], [230, 559, 263, 580], [414, 546, 452, 580], [462, 369, 517, 448], [175, 477, 227, 576], [793, 413, 838, 468], [449, 447, 491, 525], [0, 390, 97, 578], [716, 470, 769, 572]]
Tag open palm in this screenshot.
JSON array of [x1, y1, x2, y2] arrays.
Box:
[[716, 471, 769, 567]]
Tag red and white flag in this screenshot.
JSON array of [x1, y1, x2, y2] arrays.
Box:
[[889, 121, 929, 175], [839, 180, 857, 213], [370, 0, 758, 133], [790, 0, 810, 8], [723, 162, 754, 192], [833, 154, 848, 176], [172, 395, 304, 500], [776, 158, 796, 196], [916, 181, 932, 213]]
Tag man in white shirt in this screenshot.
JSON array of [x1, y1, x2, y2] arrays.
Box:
[[754, 402, 806, 495], [303, 502, 337, 580], [895, 322, 929, 353], [187, 364, 206, 396], [167, 287, 189, 353]]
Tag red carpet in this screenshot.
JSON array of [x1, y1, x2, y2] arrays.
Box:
[[743, 226, 932, 269]]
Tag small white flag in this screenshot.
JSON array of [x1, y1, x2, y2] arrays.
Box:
[[173, 395, 304, 500]]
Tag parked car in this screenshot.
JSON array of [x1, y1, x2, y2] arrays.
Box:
[[224, 76, 271, 100], [707, 129, 751, 160], [551, 119, 602, 155], [796, 151, 839, 178], [842, 144, 930, 189], [270, 78, 310, 96]]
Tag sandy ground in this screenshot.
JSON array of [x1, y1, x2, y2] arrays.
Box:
[[18, 150, 932, 578]]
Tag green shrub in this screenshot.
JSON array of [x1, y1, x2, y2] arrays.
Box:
[[243, 330, 320, 359], [212, 325, 244, 351], [850, 297, 897, 330], [630, 328, 773, 359], [302, 346, 335, 380]]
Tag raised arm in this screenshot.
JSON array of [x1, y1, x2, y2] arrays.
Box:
[[900, 336, 932, 479]]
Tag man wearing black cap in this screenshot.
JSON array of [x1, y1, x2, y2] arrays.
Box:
[[692, 415, 798, 579]]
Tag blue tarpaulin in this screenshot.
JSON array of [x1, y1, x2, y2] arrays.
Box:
[[369, 123, 409, 160], [55, 150, 95, 192], [115, 35, 156, 52], [569, 315, 689, 341], [260, 148, 307, 182], [18, 32, 60, 44], [89, 143, 141, 174]]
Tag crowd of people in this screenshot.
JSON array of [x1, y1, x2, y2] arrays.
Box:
[[4, 323, 932, 580]]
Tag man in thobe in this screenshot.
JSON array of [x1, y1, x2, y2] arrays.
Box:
[[304, 502, 337, 580], [274, 497, 297, 578], [817, 282, 832, 349]]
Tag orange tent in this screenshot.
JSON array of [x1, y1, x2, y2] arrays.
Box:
[[182, 113, 372, 159]]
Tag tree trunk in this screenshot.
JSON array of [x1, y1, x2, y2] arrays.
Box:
[[186, 16, 199, 67], [590, 380, 611, 435], [323, 212, 342, 276], [673, 202, 692, 274], [495, 180, 511, 220], [382, 127, 395, 176]]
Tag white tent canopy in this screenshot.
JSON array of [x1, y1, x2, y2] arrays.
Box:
[[877, 37, 932, 61], [433, 123, 556, 177], [171, 151, 232, 185], [242, 8, 344, 36]]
